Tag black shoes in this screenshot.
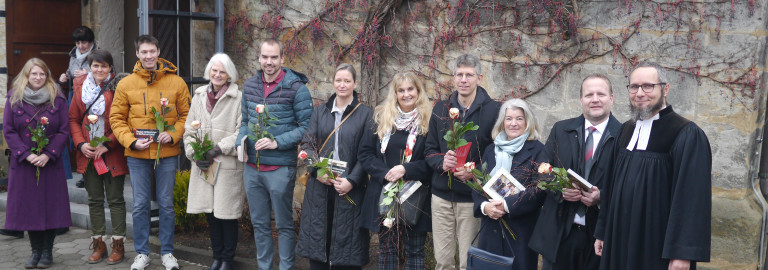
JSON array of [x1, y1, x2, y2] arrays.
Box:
[[37, 249, 53, 269], [0, 229, 23, 238], [209, 259, 222, 270], [219, 261, 233, 270], [24, 249, 40, 269], [76, 179, 85, 188]]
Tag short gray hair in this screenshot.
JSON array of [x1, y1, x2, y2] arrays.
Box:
[[454, 54, 482, 76], [491, 99, 541, 140], [203, 53, 238, 82], [633, 62, 668, 84]]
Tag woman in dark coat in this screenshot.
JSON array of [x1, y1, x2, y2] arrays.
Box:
[[358, 72, 432, 270], [296, 63, 373, 269], [471, 98, 544, 270], [4, 58, 72, 269]]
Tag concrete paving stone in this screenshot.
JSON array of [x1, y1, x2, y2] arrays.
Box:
[[78, 249, 92, 256], [54, 242, 76, 248], [57, 247, 80, 254]]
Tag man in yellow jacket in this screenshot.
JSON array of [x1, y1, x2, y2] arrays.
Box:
[[110, 35, 190, 270]]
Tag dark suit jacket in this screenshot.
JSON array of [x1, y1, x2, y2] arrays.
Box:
[[528, 114, 621, 262], [472, 140, 545, 270]]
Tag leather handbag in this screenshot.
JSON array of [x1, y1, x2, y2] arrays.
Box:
[[297, 103, 361, 186], [467, 220, 515, 270], [377, 180, 429, 226]]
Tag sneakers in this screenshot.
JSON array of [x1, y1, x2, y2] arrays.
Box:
[[162, 253, 180, 270], [131, 254, 150, 270], [131, 253, 180, 270]]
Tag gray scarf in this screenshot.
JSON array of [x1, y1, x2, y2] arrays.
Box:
[[23, 86, 51, 105]]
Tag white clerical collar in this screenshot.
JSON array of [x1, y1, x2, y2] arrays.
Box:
[[626, 113, 661, 151]]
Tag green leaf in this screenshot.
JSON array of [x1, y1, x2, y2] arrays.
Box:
[[166, 125, 176, 132], [380, 197, 393, 206], [456, 139, 468, 148], [85, 125, 91, 131]]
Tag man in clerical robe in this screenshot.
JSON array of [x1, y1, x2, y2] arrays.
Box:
[[593, 62, 711, 270], [529, 74, 621, 270]]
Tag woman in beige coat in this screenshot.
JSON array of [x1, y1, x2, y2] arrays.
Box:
[[183, 53, 243, 270]]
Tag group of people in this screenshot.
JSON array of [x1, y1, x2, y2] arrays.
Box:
[[0, 24, 712, 270]]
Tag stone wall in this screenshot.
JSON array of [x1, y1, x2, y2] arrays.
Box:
[[218, 0, 768, 268], [82, 0, 125, 73]]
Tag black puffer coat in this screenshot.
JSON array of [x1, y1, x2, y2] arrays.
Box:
[[296, 93, 372, 266]]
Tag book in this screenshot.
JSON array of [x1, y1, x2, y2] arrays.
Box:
[[237, 137, 247, 162], [320, 158, 348, 177], [483, 168, 526, 201], [452, 142, 472, 172], [203, 158, 222, 186], [134, 129, 159, 141], [566, 169, 593, 191], [383, 180, 423, 202]]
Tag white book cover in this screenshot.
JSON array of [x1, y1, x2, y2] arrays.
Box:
[[566, 169, 593, 191], [482, 168, 526, 201]]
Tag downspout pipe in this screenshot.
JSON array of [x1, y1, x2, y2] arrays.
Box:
[[757, 13, 768, 269]]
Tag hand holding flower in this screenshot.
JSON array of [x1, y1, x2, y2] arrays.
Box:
[[442, 150, 457, 171], [384, 165, 406, 183], [334, 177, 353, 196]]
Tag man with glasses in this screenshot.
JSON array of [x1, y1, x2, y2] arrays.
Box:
[[593, 62, 712, 270], [425, 54, 500, 270]]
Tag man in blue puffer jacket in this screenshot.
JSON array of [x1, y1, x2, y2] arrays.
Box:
[[235, 38, 313, 270]]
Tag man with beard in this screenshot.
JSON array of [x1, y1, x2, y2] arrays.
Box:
[[529, 74, 621, 270], [235, 38, 313, 270], [593, 62, 711, 270]]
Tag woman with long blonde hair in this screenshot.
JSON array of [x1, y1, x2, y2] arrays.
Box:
[[359, 72, 433, 270], [4, 58, 71, 268]]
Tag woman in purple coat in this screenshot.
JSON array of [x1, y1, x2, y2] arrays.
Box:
[[3, 58, 72, 269]]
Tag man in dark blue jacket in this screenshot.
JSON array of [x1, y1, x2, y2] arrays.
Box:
[[424, 54, 500, 270], [235, 39, 313, 270], [529, 74, 621, 270]]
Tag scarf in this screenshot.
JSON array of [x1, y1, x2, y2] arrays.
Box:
[[23, 86, 51, 106], [381, 107, 419, 156], [206, 82, 229, 113], [81, 72, 110, 116], [75, 44, 94, 61], [490, 132, 529, 176]]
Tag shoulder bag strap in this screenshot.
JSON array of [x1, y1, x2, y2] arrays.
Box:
[[319, 103, 362, 151]]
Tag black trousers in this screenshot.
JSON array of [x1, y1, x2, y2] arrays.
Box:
[[206, 213, 238, 262], [28, 229, 56, 251], [309, 259, 362, 270], [542, 224, 600, 270]]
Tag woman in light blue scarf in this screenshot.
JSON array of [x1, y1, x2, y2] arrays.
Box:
[[471, 98, 544, 270]]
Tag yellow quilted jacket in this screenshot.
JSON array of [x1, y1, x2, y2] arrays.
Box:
[[110, 58, 191, 159]]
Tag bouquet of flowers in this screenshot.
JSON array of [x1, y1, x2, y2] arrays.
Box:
[[379, 149, 413, 228], [462, 161, 516, 239], [443, 107, 478, 188], [188, 120, 214, 175], [247, 104, 277, 168], [298, 150, 356, 206], [84, 114, 111, 148], [535, 163, 573, 192], [150, 98, 176, 168], [29, 116, 49, 185]]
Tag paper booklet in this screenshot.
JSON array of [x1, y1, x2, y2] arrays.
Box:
[[203, 158, 222, 186], [566, 169, 593, 191], [452, 142, 472, 172], [320, 158, 348, 177], [483, 168, 526, 201], [383, 180, 423, 202]]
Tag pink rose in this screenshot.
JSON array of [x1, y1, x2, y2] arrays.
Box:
[[87, 115, 98, 124], [538, 163, 553, 174], [449, 108, 460, 119], [40, 117, 48, 125], [464, 162, 475, 171], [190, 120, 201, 130], [160, 98, 169, 107], [383, 217, 394, 228], [255, 104, 265, 113], [298, 150, 308, 160]]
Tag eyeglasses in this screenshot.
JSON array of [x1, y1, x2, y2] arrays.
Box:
[[626, 83, 666, 93], [454, 73, 477, 80]]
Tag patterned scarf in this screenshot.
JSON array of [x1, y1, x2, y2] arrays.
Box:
[[81, 72, 110, 115], [381, 107, 419, 161]]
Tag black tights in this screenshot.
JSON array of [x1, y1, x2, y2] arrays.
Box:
[[206, 213, 238, 262], [28, 229, 56, 251]]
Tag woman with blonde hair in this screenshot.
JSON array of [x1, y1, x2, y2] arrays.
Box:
[[358, 72, 433, 269], [472, 98, 544, 270], [4, 58, 71, 269]]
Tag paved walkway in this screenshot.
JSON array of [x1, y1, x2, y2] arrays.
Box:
[[0, 211, 206, 270]]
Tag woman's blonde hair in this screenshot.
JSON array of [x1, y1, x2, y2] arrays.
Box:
[[373, 72, 432, 139], [491, 98, 541, 141], [10, 58, 59, 106]]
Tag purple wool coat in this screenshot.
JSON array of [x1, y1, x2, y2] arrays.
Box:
[[3, 91, 72, 230]]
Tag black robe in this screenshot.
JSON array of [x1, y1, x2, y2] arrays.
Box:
[[595, 106, 711, 270]]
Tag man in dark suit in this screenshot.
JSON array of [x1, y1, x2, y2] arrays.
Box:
[[529, 74, 622, 270]]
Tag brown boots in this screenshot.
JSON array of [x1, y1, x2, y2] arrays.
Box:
[[107, 238, 124, 264], [88, 237, 107, 263], [87, 237, 124, 264]]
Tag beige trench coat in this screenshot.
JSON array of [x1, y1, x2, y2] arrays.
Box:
[[183, 83, 244, 219]]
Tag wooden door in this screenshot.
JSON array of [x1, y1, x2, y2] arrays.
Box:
[[6, 0, 82, 81]]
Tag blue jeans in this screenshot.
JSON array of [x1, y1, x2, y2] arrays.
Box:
[[244, 165, 296, 270], [127, 156, 177, 255]]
